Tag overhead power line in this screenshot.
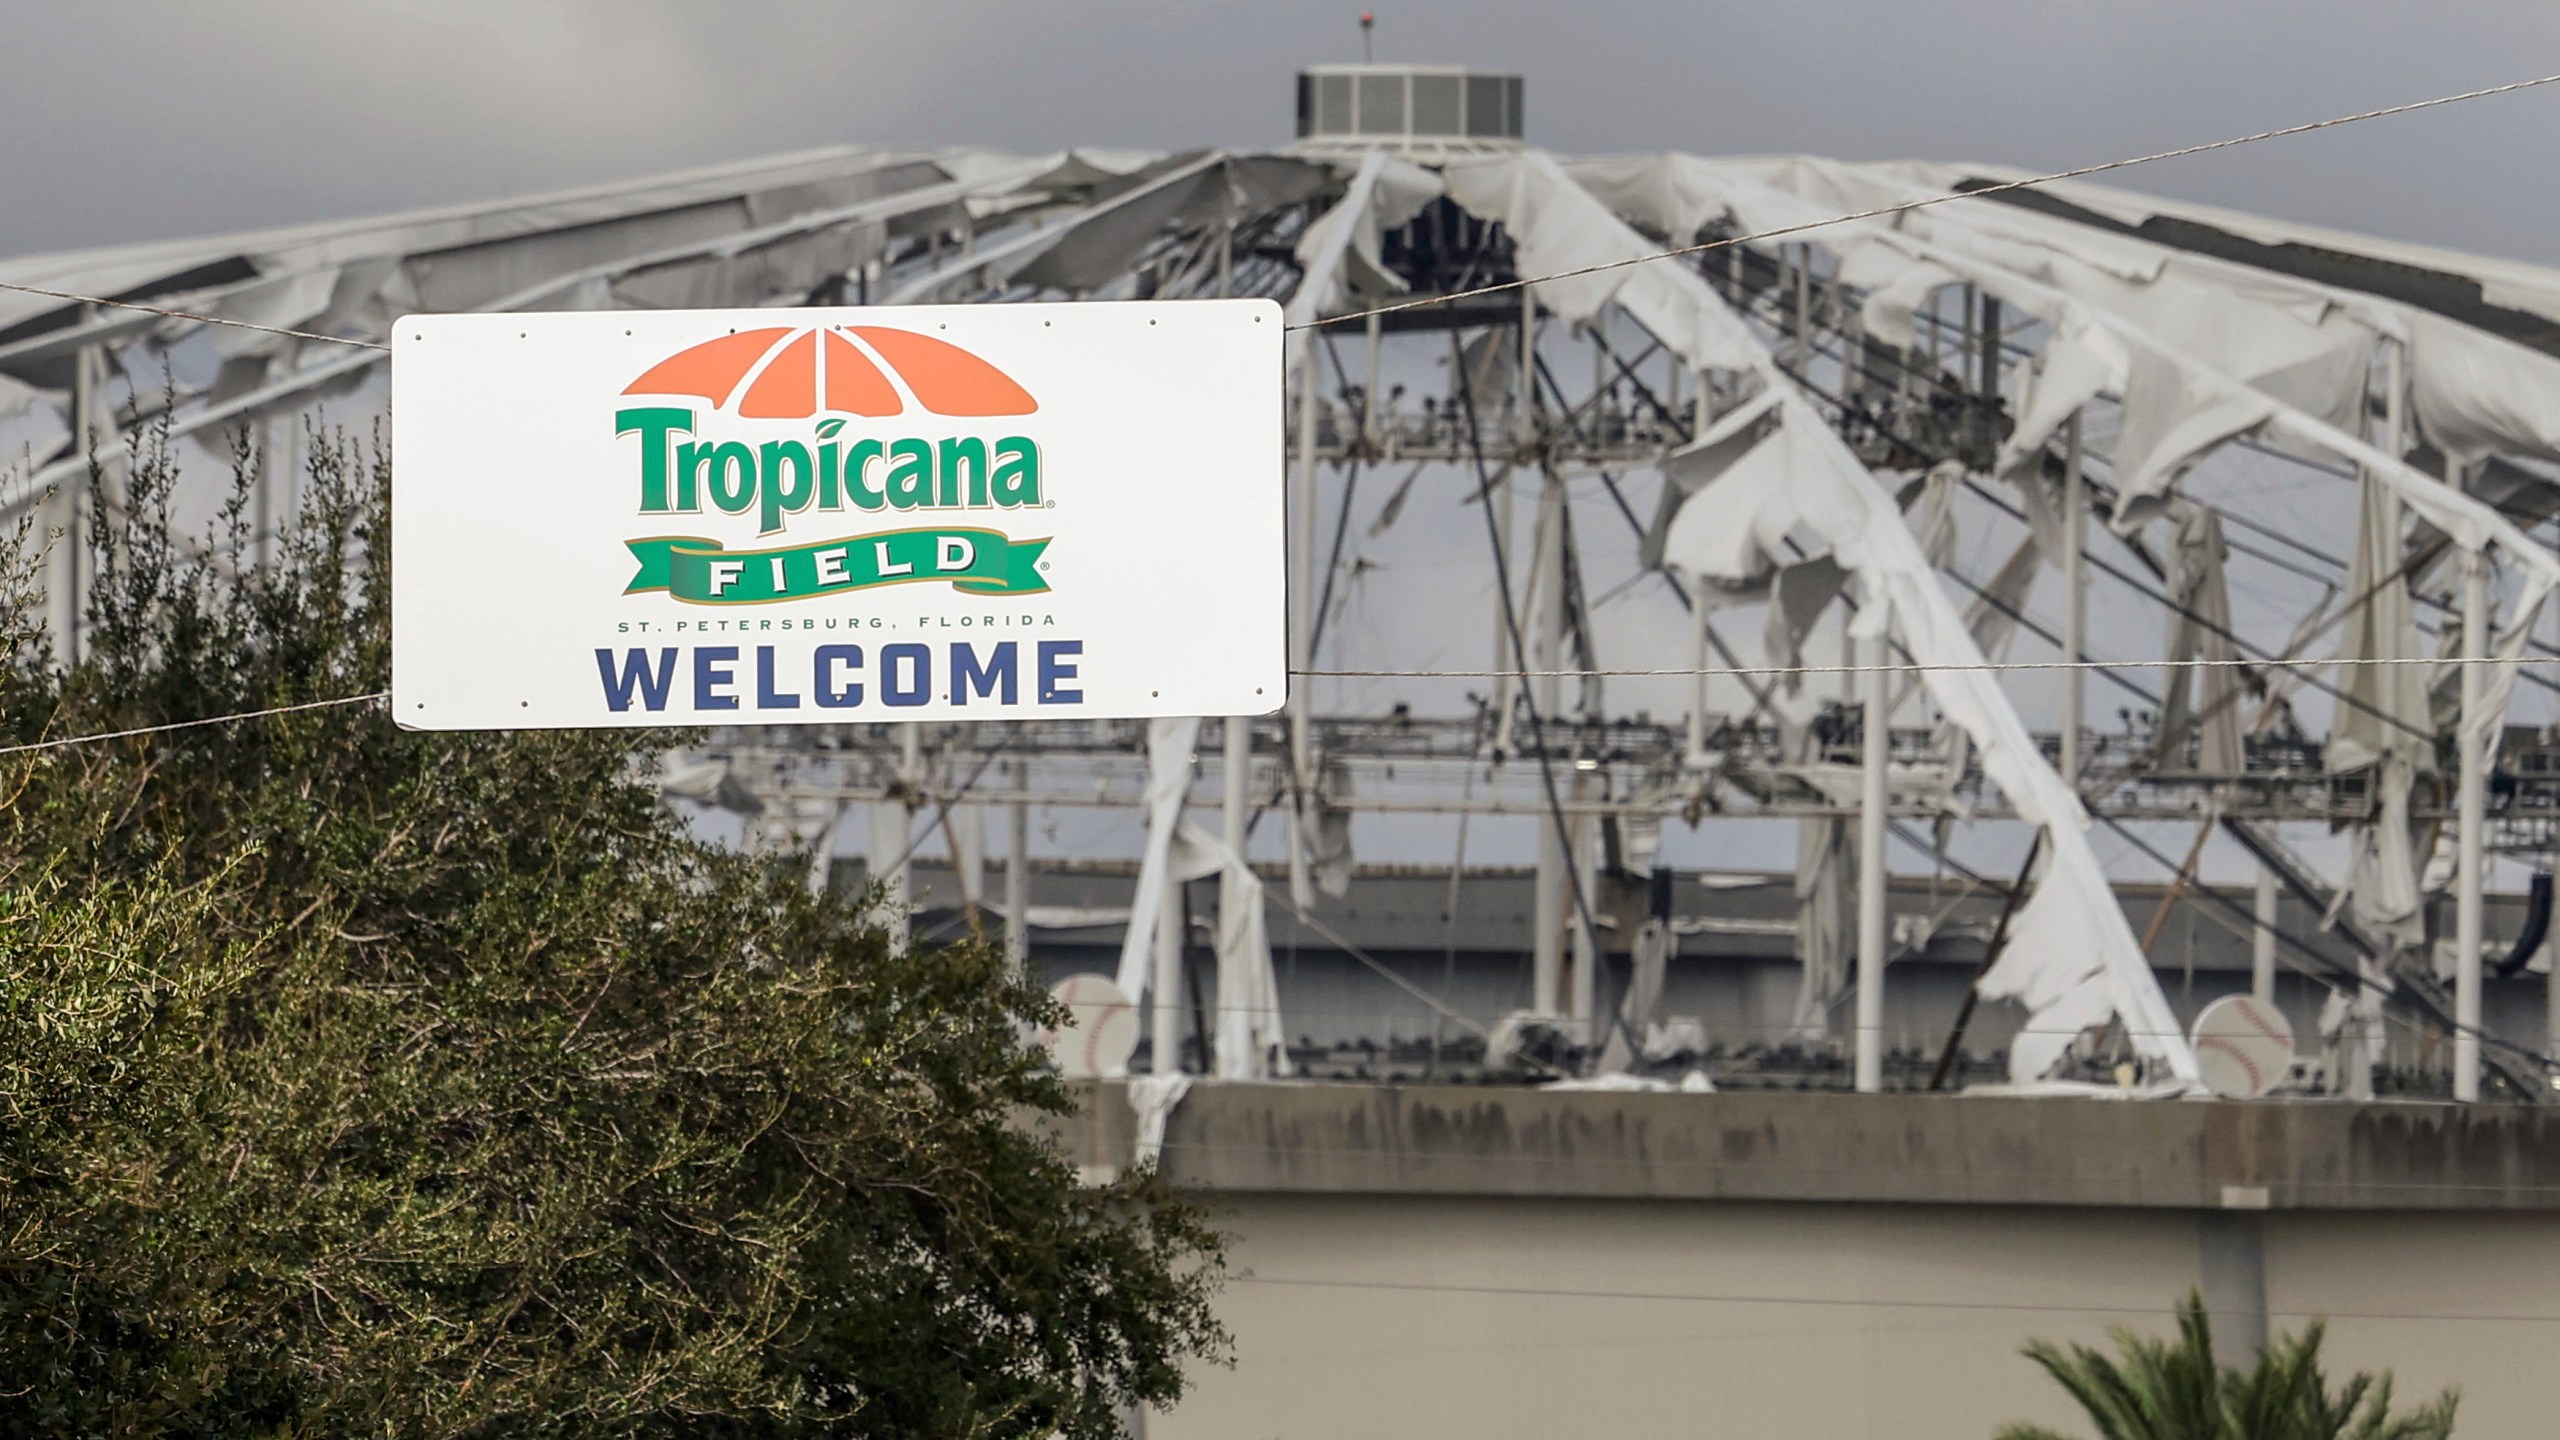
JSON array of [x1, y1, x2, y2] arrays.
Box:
[[7, 642, 2555, 761], [0, 279, 389, 352], [7, 645, 2558, 762], [1298, 654, 2560, 680], [0, 692, 387, 759], [1233, 1273, 2560, 1326]]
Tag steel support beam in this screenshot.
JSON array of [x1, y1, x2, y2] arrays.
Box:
[[2059, 410, 2087, 787], [2455, 536, 2489, 1101], [50, 323, 98, 660], [1006, 760, 1031, 972], [2253, 863, 2280, 1005], [1288, 340, 1319, 908], [1153, 853, 1184, 1074], [1855, 624, 1890, 1093], [1220, 714, 1251, 1063], [869, 799, 910, 952], [1570, 811, 1600, 1028], [1531, 470, 1568, 1016], [2549, 844, 2560, 1067]]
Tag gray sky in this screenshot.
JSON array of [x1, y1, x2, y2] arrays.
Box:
[[4, 1, 2560, 262]]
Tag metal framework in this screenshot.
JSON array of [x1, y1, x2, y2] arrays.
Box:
[[10, 78, 2560, 1100]]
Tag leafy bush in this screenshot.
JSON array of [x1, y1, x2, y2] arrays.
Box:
[[0, 422, 1226, 1437]]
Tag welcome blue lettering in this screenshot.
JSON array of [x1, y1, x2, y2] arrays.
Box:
[[594, 647, 676, 712], [695, 646, 740, 711], [950, 641, 1018, 705], [1037, 640, 1082, 705], [881, 643, 930, 707], [815, 645, 864, 708], [755, 645, 801, 709]]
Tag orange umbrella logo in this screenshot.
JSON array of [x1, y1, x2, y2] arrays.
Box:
[[622, 325, 1038, 420]]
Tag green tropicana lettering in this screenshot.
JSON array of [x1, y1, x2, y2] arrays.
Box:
[[615, 408, 1042, 535]]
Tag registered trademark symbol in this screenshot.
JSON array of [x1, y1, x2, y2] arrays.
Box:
[[1044, 500, 1057, 509]]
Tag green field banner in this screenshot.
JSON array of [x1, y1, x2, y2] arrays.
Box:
[[626, 527, 1050, 603]]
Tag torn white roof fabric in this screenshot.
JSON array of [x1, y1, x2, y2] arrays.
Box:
[[1444, 150, 2202, 1086], [26, 131, 2560, 1095]]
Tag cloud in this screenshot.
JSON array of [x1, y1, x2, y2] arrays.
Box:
[[3, 1, 2556, 264]]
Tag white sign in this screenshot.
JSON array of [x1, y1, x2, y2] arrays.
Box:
[[391, 300, 1284, 729]]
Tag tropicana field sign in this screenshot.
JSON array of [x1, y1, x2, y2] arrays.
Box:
[[391, 300, 1284, 729]]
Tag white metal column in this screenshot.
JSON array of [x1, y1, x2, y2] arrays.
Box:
[[881, 725, 924, 951], [951, 782, 985, 915], [1684, 596, 1712, 767], [1203, 220, 1241, 1054], [1854, 624, 1890, 1092], [1530, 473, 1567, 1016], [1364, 311, 1383, 447], [1287, 341, 1320, 907], [1153, 858, 1184, 1075], [2454, 533, 2489, 1102], [2252, 866, 2279, 1005], [1790, 244, 1811, 368], [869, 801, 911, 952], [2347, 338, 2410, 1099], [2547, 860, 2560, 1067], [257, 414, 297, 572], [1491, 291, 1533, 745], [1570, 813, 1600, 1028], [50, 327, 99, 660], [1219, 714, 1250, 1049], [1005, 760, 1030, 973], [2058, 411, 2087, 788]]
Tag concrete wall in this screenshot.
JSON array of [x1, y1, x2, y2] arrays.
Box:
[[1047, 1082, 2560, 1438], [1069, 1082, 2560, 1210], [1162, 1194, 2558, 1440]]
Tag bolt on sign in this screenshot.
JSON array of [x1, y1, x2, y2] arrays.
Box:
[[392, 301, 1284, 728]]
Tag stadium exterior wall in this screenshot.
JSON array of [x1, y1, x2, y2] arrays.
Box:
[[1048, 1082, 2560, 1438]]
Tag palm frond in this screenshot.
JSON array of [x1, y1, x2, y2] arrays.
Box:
[[2000, 1293, 2460, 1440]]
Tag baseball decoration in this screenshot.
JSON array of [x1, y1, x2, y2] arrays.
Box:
[[2189, 994, 2295, 1099], [1040, 973, 1139, 1080]]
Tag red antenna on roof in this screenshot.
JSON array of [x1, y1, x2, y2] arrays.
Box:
[[1359, 11, 1375, 63]]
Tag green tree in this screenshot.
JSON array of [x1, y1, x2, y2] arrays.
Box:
[[1998, 1292, 2456, 1440], [0, 423, 1226, 1436]]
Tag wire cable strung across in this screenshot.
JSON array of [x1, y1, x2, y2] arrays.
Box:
[[10, 646, 2556, 757], [1283, 68, 2560, 333], [1297, 655, 2560, 679], [0, 692, 388, 758], [1231, 1274, 2560, 1325], [0, 278, 391, 351]]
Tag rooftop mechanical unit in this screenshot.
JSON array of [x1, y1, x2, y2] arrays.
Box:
[[1293, 64, 1523, 157]]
